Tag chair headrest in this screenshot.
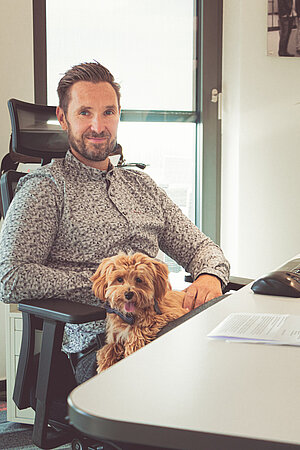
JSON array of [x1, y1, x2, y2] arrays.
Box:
[[8, 98, 69, 164]]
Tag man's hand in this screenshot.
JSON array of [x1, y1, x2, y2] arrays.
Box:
[[183, 274, 222, 310]]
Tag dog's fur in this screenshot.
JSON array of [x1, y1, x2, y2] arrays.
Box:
[[91, 252, 187, 373]]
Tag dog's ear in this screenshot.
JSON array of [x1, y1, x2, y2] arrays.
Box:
[[91, 258, 115, 301], [151, 259, 170, 301]]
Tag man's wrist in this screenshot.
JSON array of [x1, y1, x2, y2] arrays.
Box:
[[195, 272, 222, 284]]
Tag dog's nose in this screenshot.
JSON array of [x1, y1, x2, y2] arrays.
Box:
[[125, 291, 134, 300]]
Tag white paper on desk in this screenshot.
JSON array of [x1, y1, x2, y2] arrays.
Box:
[[208, 313, 300, 346]]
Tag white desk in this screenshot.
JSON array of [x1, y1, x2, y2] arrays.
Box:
[[68, 264, 300, 449]]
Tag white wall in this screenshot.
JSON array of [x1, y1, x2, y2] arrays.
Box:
[[222, 0, 300, 279], [0, 0, 34, 380]]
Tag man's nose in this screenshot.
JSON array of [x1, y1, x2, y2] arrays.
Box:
[[90, 115, 106, 134]]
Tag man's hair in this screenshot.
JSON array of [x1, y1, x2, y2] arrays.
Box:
[[57, 61, 121, 112]]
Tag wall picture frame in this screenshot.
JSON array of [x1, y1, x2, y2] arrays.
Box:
[[267, 0, 300, 56]]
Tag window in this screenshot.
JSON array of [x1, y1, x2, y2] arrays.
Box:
[[33, 0, 223, 271], [46, 1, 195, 111]]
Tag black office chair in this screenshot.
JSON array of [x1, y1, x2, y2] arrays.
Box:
[[1, 98, 251, 450], [1, 99, 165, 450]]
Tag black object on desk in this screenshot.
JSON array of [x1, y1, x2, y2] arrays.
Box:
[[251, 258, 300, 298]]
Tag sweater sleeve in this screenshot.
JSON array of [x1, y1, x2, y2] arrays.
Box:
[[156, 185, 230, 287], [0, 175, 94, 304]]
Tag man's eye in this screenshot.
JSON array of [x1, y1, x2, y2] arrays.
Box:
[[135, 277, 143, 283], [79, 111, 89, 116], [105, 110, 114, 116], [117, 277, 123, 283]]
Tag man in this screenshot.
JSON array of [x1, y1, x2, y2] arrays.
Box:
[[278, 0, 296, 56], [0, 62, 229, 382]]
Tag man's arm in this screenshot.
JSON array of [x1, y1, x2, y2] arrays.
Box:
[[0, 175, 94, 304], [155, 184, 229, 308]]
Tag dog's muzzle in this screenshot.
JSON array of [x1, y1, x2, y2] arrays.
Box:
[[125, 291, 134, 300]]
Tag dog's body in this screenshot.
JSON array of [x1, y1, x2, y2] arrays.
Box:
[[91, 253, 187, 373]]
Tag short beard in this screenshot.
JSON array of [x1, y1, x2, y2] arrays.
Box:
[[68, 132, 117, 162], [66, 121, 117, 162]]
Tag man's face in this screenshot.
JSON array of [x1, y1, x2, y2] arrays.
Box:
[[56, 81, 120, 170]]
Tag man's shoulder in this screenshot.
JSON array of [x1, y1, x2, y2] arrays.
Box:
[[115, 166, 156, 185], [16, 158, 66, 191]]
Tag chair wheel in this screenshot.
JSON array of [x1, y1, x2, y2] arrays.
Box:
[[71, 438, 88, 450], [72, 437, 105, 450]]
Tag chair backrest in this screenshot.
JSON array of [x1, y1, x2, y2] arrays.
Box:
[[0, 99, 69, 219], [8, 98, 69, 165]]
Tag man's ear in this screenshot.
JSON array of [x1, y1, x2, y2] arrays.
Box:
[[56, 106, 68, 131]]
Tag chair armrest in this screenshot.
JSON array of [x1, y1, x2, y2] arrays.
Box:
[[18, 298, 106, 323], [224, 276, 253, 292], [14, 298, 105, 418]]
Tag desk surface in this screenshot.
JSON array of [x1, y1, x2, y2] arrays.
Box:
[[68, 266, 300, 449]]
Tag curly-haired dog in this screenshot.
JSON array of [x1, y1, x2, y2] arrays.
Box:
[[91, 252, 188, 373]]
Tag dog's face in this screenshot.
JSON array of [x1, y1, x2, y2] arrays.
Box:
[[91, 253, 170, 316]]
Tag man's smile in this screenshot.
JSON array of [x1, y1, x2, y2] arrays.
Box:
[[86, 136, 108, 143]]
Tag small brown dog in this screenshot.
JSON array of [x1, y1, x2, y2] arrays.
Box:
[[91, 252, 187, 373]]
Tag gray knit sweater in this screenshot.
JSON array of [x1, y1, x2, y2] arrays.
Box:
[[0, 151, 229, 352]]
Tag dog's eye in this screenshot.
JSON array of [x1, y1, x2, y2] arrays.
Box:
[[117, 277, 124, 283], [135, 277, 143, 283]]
